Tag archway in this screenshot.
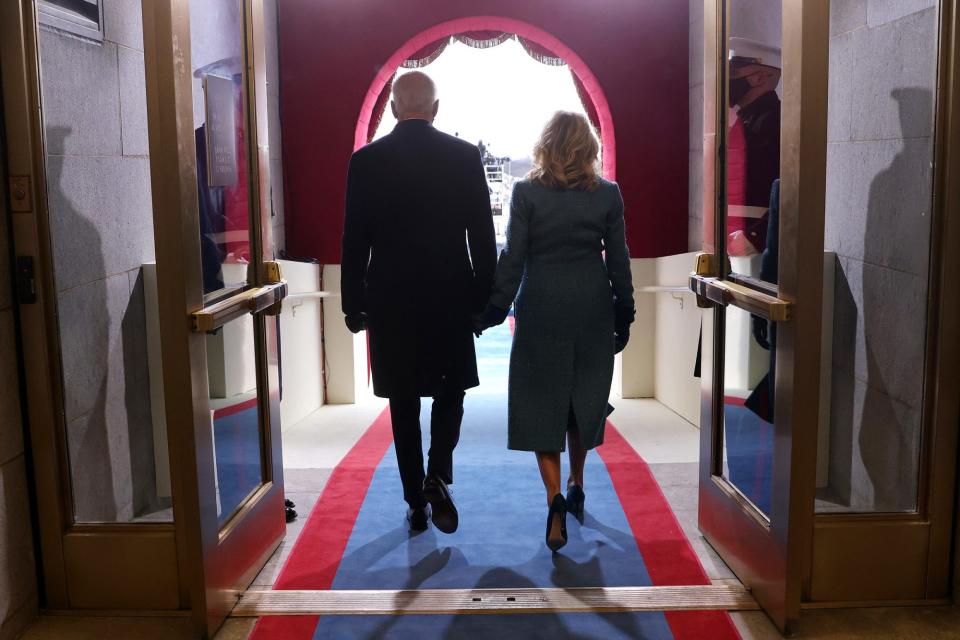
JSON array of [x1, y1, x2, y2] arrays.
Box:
[[353, 16, 617, 179]]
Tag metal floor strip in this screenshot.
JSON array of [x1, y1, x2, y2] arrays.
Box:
[[234, 585, 759, 617]]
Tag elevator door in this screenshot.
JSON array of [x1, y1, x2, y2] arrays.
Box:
[[141, 0, 286, 636], [691, 0, 828, 633]]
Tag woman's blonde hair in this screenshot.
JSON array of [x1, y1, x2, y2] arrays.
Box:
[[528, 111, 600, 191]]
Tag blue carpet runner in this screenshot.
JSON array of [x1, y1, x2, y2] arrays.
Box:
[[250, 321, 741, 639]]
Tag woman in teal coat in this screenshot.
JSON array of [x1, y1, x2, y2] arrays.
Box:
[[478, 112, 635, 551]]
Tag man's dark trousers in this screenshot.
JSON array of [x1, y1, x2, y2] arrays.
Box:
[[388, 384, 465, 509]]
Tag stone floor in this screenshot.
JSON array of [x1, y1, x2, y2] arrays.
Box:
[[18, 398, 960, 639]]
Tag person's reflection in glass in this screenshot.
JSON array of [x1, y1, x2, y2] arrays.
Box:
[[726, 38, 781, 262], [745, 179, 780, 422]]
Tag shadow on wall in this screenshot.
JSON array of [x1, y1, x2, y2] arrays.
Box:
[[825, 88, 932, 513], [45, 127, 161, 522]]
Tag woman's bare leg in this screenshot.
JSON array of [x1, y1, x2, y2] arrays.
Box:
[[567, 416, 587, 489], [536, 452, 562, 505]]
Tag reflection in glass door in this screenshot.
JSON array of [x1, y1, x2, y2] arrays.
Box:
[[206, 314, 266, 526], [718, 0, 782, 521], [191, 0, 255, 302]]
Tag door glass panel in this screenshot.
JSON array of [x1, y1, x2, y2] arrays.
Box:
[[815, 3, 938, 514], [715, 0, 783, 519], [190, 0, 253, 302], [36, 8, 172, 523], [206, 314, 265, 526], [721, 306, 776, 516], [724, 0, 782, 280]]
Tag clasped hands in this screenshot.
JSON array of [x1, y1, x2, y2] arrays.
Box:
[[349, 306, 631, 355], [473, 304, 631, 355], [472, 304, 509, 337]]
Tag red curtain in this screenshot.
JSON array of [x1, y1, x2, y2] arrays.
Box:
[[570, 69, 601, 134], [401, 37, 449, 69], [518, 37, 600, 136], [517, 36, 564, 66], [367, 74, 395, 143], [455, 30, 511, 48]]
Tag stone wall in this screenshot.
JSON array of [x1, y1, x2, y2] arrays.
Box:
[[819, 0, 938, 512], [38, 0, 160, 522]]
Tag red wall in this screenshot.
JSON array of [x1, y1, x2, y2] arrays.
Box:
[[278, 0, 689, 263]]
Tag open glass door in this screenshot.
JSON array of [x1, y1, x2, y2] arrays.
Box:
[[141, 0, 286, 636], [693, 0, 828, 633]]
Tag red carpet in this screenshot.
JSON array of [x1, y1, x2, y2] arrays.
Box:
[[599, 425, 739, 638], [252, 409, 394, 639]]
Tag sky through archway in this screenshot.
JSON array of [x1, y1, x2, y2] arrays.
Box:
[[374, 37, 592, 164]]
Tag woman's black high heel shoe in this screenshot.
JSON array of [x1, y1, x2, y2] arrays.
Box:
[[546, 493, 568, 552], [566, 484, 585, 524]]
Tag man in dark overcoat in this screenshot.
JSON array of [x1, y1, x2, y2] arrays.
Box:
[[340, 71, 497, 533]]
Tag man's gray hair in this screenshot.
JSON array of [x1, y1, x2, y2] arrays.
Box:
[[392, 71, 438, 118]]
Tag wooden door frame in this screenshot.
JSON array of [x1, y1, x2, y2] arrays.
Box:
[[0, 0, 181, 611]]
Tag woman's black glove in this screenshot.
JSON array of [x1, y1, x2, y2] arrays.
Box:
[[474, 304, 509, 337], [752, 314, 770, 350]]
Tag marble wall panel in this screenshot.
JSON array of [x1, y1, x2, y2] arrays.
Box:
[[850, 9, 937, 142], [103, 0, 145, 51], [46, 155, 154, 292], [39, 31, 121, 158], [867, 0, 937, 28], [119, 47, 150, 157]]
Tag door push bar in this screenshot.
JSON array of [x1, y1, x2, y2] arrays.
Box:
[[191, 261, 288, 332], [688, 253, 792, 322]]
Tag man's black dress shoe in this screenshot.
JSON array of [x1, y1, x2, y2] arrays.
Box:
[[423, 474, 458, 534], [407, 506, 430, 532]]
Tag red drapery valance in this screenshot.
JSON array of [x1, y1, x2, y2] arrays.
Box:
[[454, 30, 511, 48], [517, 36, 565, 66], [401, 37, 450, 69], [368, 32, 602, 143]]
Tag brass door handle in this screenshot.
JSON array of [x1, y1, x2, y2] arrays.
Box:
[[688, 274, 791, 322], [191, 281, 288, 332]]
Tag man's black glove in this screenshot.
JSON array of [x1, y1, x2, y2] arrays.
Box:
[[345, 312, 367, 334], [614, 304, 633, 354], [615, 327, 630, 354], [752, 314, 770, 350], [474, 304, 509, 337]]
